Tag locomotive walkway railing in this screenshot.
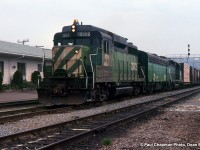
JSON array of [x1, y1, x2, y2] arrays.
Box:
[[78, 59, 88, 89], [90, 47, 101, 89]]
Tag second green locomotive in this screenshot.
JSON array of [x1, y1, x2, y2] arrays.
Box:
[[37, 19, 182, 105]]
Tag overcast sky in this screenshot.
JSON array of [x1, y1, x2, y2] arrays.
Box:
[[0, 0, 200, 56]]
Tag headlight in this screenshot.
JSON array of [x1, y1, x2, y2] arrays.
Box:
[[72, 29, 75, 32]]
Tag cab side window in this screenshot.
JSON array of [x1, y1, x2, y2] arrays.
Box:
[[103, 40, 109, 54]]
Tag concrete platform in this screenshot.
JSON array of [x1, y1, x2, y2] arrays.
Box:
[[0, 90, 38, 103]]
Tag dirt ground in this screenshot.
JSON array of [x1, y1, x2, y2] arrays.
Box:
[[100, 94, 200, 150]]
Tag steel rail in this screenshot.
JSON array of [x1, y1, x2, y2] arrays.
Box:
[[0, 87, 181, 124], [0, 87, 199, 149], [39, 88, 200, 150], [0, 106, 74, 124], [0, 99, 39, 107]]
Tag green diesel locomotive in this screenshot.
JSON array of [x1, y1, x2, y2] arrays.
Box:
[[37, 19, 182, 105]]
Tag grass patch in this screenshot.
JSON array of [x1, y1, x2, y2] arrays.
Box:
[[102, 137, 112, 146]]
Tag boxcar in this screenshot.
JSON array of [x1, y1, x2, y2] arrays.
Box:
[[180, 63, 191, 85], [190, 67, 200, 85]]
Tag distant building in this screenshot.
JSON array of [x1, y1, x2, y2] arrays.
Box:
[[0, 40, 52, 84], [168, 54, 200, 70]]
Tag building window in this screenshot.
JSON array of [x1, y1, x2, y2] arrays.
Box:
[[0, 61, 4, 76], [17, 62, 26, 76], [38, 64, 42, 72]]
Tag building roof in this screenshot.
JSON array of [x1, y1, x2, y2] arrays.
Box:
[[0, 40, 52, 59]]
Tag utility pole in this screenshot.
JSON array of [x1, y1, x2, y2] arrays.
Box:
[[36, 46, 45, 78], [17, 39, 29, 45]]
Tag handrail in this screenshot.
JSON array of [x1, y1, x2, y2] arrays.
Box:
[[140, 67, 145, 80], [89, 48, 100, 89], [78, 59, 88, 89], [140, 67, 146, 84], [168, 68, 172, 86]]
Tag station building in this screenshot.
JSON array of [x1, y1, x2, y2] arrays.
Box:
[[0, 40, 52, 84]]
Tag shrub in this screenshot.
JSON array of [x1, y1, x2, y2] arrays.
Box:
[[23, 81, 37, 89], [31, 71, 41, 85], [12, 70, 23, 89], [2, 84, 13, 91], [0, 72, 3, 91], [102, 137, 112, 146]]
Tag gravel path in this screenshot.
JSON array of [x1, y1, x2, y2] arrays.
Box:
[[0, 87, 199, 137], [99, 90, 200, 150]]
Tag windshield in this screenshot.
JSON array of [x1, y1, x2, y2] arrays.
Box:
[[63, 38, 90, 46]]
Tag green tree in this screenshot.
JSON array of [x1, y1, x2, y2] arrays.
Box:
[[12, 70, 23, 89], [31, 71, 41, 85]]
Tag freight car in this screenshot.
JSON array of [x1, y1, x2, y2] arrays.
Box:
[[190, 66, 200, 85], [181, 63, 191, 85], [37, 19, 198, 105]]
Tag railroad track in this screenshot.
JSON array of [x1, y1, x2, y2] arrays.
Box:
[[0, 87, 199, 150], [0, 105, 76, 124], [0, 98, 116, 124], [0, 91, 164, 124], [0, 99, 39, 108], [0, 105, 44, 124], [0, 86, 192, 124], [0, 97, 122, 124]]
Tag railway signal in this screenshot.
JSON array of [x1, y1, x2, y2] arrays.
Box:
[[188, 44, 190, 57]]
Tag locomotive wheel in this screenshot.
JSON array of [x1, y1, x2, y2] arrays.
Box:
[[133, 87, 140, 95], [107, 86, 116, 99], [148, 86, 154, 93]]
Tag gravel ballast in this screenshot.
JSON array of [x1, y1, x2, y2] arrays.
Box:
[[99, 90, 200, 150], [0, 87, 199, 137]]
